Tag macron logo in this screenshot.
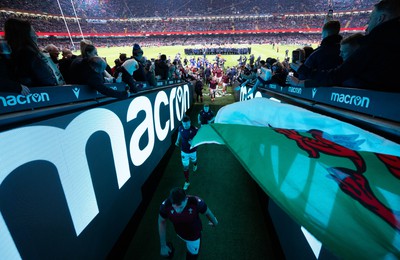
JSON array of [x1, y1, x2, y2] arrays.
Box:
[[312, 88, 317, 98], [72, 88, 80, 99]]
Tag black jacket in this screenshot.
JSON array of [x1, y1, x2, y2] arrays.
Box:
[[132, 57, 147, 82], [73, 58, 128, 99], [0, 55, 22, 93], [298, 34, 343, 80], [155, 60, 169, 80], [305, 17, 400, 92], [12, 45, 60, 87]]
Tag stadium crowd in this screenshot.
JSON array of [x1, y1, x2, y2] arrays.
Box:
[[0, 11, 370, 35], [0, 0, 376, 18], [1, 0, 399, 98]]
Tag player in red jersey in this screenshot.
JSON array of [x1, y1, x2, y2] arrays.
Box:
[[158, 187, 218, 259]]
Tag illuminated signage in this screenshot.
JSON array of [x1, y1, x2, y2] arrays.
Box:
[[330, 92, 370, 108], [0, 84, 191, 259], [0, 93, 50, 107], [287, 87, 302, 94]]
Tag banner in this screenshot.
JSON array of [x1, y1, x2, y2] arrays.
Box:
[[192, 98, 400, 259]]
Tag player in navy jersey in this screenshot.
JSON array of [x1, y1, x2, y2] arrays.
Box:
[[175, 116, 198, 190], [158, 187, 218, 259], [197, 104, 215, 126]]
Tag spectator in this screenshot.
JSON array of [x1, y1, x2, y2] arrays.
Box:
[[244, 60, 273, 98], [84, 56, 130, 99], [69, 44, 97, 84], [287, 0, 400, 92], [44, 44, 60, 64], [111, 53, 127, 76], [79, 39, 93, 57], [295, 20, 343, 80], [58, 48, 77, 84], [4, 18, 65, 87], [0, 40, 30, 95], [287, 34, 364, 88], [143, 59, 157, 87], [303, 46, 314, 60], [169, 60, 181, 79], [131, 43, 147, 82], [118, 58, 139, 93], [339, 33, 364, 61], [155, 54, 169, 80], [339, 33, 365, 86]]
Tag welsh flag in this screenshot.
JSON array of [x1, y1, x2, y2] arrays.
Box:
[[192, 98, 400, 259]]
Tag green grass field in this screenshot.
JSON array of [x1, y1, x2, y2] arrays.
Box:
[[90, 44, 317, 68]]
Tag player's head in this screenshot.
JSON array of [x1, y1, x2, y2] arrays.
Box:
[[204, 104, 210, 112], [169, 187, 188, 213], [182, 115, 191, 129]]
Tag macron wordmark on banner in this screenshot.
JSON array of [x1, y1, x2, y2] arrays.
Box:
[[192, 98, 400, 259]]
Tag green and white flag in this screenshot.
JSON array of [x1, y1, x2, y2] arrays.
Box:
[[192, 98, 400, 259]]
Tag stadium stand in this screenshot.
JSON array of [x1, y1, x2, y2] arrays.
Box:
[[1, 0, 399, 259]]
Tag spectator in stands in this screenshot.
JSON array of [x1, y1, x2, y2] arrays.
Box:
[[118, 58, 139, 93], [287, 33, 364, 88], [303, 46, 314, 61], [144, 59, 157, 87], [44, 44, 60, 64], [287, 0, 400, 92], [169, 60, 181, 79], [338, 33, 365, 86], [237, 64, 257, 86], [244, 60, 272, 98], [131, 43, 147, 82], [4, 18, 65, 87], [269, 61, 289, 86], [295, 20, 343, 80], [155, 54, 169, 80], [339, 33, 363, 60], [69, 44, 94, 84], [58, 48, 77, 84], [79, 39, 93, 57], [84, 56, 130, 99], [111, 53, 127, 75], [0, 39, 30, 95], [71, 44, 117, 85]]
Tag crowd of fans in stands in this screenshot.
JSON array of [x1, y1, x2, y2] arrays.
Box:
[[0, 0, 399, 97], [0, 0, 377, 18], [0, 11, 370, 35]]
